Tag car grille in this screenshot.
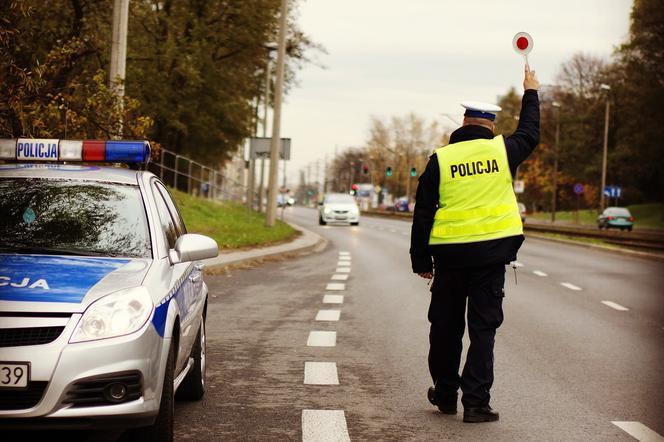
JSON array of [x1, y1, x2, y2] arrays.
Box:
[[64, 371, 142, 407], [334, 210, 349, 214], [0, 327, 65, 347], [0, 381, 48, 410]]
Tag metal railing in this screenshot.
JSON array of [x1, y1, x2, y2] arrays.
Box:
[[148, 148, 256, 204]]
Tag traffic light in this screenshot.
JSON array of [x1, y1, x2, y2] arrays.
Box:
[[386, 166, 392, 177], [410, 167, 417, 177], [350, 183, 358, 196], [362, 164, 369, 175]]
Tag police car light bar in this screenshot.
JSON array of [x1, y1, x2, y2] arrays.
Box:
[[0, 138, 151, 164]]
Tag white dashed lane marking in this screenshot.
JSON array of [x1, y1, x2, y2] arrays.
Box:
[[307, 331, 337, 347], [323, 294, 344, 304], [533, 270, 548, 277], [338, 251, 350, 256], [336, 261, 350, 267], [389, 229, 397, 233], [335, 268, 351, 273], [316, 309, 341, 321], [512, 261, 524, 267], [560, 282, 582, 291], [338, 257, 351, 262], [402, 232, 409, 236], [612, 421, 664, 441], [602, 300, 630, 312], [326, 283, 345, 291], [304, 362, 339, 385], [302, 410, 351, 442], [331, 274, 349, 281]]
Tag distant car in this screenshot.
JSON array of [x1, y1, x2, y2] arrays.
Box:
[[598, 207, 634, 231], [517, 202, 527, 223], [0, 138, 219, 439], [319, 193, 360, 226], [395, 197, 410, 212]]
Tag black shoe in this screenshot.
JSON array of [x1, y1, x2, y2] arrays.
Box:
[[427, 387, 457, 414], [463, 406, 499, 423]]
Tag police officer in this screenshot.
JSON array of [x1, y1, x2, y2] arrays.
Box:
[[410, 66, 540, 422]]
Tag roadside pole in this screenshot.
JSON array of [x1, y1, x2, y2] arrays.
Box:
[[258, 57, 272, 213], [599, 84, 611, 211], [551, 102, 561, 222], [265, 0, 288, 227], [110, 0, 129, 135]]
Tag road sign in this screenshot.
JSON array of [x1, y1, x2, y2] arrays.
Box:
[[603, 185, 621, 198], [249, 137, 291, 160], [513, 180, 525, 194], [573, 183, 584, 195]]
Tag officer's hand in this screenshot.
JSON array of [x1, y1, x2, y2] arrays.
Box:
[[524, 65, 540, 91], [418, 272, 433, 279]]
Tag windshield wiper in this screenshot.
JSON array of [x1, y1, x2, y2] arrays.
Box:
[[0, 247, 106, 257]]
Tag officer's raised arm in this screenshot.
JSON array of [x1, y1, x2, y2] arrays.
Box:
[[504, 66, 541, 176]]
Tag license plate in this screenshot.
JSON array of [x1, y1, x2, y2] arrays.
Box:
[[0, 362, 30, 389]]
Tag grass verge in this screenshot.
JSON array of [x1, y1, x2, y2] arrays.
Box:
[[530, 203, 664, 230], [170, 189, 298, 250]]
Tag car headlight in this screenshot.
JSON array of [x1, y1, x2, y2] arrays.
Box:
[[70, 287, 153, 343], [324, 207, 332, 214]]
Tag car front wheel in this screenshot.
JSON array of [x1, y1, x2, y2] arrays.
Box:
[[176, 316, 206, 401]]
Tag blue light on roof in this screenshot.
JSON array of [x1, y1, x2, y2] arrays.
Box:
[[105, 141, 150, 163]]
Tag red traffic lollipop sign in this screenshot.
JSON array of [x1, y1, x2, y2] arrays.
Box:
[[512, 32, 533, 68]]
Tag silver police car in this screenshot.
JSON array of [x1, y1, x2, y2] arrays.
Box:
[[0, 139, 218, 440]]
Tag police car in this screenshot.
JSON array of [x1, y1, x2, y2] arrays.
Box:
[[0, 139, 218, 440]]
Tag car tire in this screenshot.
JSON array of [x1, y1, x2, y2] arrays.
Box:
[[129, 340, 175, 442], [319, 216, 326, 226], [350, 222, 359, 226], [176, 316, 206, 401]]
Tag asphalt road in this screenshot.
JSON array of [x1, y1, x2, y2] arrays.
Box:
[[172, 206, 664, 441]]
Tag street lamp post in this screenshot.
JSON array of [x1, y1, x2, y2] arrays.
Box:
[[551, 102, 561, 223], [599, 83, 611, 212]]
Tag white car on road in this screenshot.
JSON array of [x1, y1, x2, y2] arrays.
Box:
[[319, 193, 360, 226]]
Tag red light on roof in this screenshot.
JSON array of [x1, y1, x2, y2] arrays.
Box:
[[516, 37, 529, 50], [82, 140, 105, 161]]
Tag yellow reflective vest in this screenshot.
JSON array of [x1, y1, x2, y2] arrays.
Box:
[[428, 135, 523, 245]]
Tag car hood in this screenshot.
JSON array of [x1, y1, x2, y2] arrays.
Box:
[[0, 254, 151, 313]]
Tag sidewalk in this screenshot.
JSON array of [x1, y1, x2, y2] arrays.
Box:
[[203, 222, 326, 271]]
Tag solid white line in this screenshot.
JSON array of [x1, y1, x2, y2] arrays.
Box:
[[331, 274, 349, 281], [304, 362, 339, 385], [307, 331, 336, 347], [316, 310, 341, 321], [612, 421, 664, 441], [336, 261, 350, 267], [533, 270, 548, 277], [302, 410, 351, 442], [560, 282, 582, 291], [326, 283, 345, 291], [323, 294, 344, 304], [602, 300, 630, 312], [335, 268, 351, 273]]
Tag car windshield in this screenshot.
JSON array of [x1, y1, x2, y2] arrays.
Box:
[[325, 194, 355, 204], [0, 178, 151, 258], [605, 207, 631, 217]]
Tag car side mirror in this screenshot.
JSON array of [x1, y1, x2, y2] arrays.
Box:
[[169, 233, 219, 265]]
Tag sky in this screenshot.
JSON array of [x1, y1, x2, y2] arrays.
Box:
[[277, 0, 633, 185]]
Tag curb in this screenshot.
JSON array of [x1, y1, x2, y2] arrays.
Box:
[[526, 233, 664, 262], [203, 221, 327, 272]]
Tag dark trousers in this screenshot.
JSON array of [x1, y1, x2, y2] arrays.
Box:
[[428, 263, 505, 408]]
